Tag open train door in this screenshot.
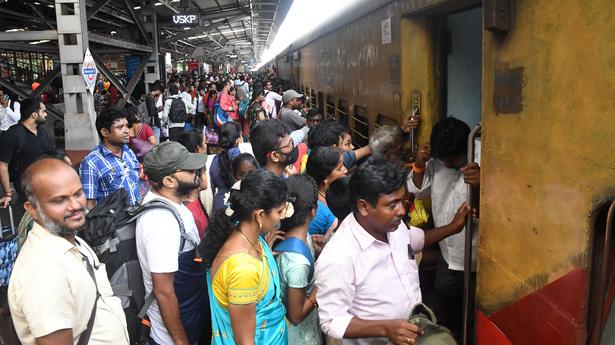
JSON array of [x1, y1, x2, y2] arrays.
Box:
[[404, 2, 483, 344]]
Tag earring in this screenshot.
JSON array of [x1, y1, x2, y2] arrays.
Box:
[[258, 222, 263, 229]]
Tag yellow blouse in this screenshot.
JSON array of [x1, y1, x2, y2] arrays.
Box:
[[211, 247, 271, 308]]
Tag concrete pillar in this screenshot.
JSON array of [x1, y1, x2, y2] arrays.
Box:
[[55, 0, 98, 150], [142, 0, 161, 89]]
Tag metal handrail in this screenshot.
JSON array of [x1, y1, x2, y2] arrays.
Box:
[[462, 123, 481, 345], [595, 200, 615, 344]]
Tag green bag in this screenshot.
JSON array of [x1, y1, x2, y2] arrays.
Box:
[[387, 303, 457, 345]]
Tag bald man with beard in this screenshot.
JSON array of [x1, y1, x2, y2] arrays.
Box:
[[7, 158, 129, 345]]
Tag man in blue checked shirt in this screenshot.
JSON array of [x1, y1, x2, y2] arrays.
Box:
[[80, 107, 141, 209]]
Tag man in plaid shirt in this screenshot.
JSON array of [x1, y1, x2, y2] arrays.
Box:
[[80, 108, 140, 209]]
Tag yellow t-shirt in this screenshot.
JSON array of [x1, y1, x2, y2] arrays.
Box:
[[212, 248, 270, 308]]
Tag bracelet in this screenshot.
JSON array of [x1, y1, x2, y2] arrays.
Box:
[[412, 163, 425, 174]]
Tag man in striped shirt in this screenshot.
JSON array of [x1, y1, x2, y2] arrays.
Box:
[[80, 108, 140, 209]]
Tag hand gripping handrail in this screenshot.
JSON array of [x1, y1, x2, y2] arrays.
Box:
[[462, 123, 481, 345]]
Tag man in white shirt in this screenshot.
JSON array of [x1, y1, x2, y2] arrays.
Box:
[[406, 116, 480, 340], [264, 80, 282, 119], [0, 89, 20, 132], [164, 84, 195, 142], [316, 155, 469, 345], [137, 141, 208, 345], [9, 158, 129, 345]]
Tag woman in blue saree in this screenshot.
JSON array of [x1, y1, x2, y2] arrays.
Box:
[[200, 169, 292, 345]]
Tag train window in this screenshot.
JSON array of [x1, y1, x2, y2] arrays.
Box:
[[304, 88, 311, 107], [338, 100, 349, 128], [317, 92, 324, 114], [352, 105, 369, 148], [325, 95, 336, 120], [310, 90, 317, 109], [376, 114, 398, 128]]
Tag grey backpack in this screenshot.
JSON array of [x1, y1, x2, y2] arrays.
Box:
[[387, 303, 457, 345]]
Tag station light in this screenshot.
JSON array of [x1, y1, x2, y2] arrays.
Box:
[[134, 6, 141, 9], [29, 40, 50, 45]]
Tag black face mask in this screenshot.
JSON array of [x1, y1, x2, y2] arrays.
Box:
[[280, 145, 299, 166]]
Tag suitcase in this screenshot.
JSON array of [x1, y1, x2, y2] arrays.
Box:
[[0, 206, 18, 287]]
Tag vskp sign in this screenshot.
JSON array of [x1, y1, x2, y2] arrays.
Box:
[[172, 13, 200, 27]]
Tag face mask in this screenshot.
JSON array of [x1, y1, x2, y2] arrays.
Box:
[[281, 145, 299, 166]]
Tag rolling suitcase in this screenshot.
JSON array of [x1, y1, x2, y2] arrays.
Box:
[[0, 206, 17, 287]]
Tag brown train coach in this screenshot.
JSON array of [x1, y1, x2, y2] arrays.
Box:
[[267, 0, 615, 344]]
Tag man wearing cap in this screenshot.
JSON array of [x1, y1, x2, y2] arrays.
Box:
[[137, 141, 209, 345], [279, 89, 306, 131]]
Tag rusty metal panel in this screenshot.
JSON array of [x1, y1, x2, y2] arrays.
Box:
[[484, 0, 511, 34], [493, 63, 523, 113]]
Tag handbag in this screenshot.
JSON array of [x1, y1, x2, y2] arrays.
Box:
[[204, 126, 219, 145], [213, 103, 229, 128], [130, 125, 154, 162], [386, 303, 457, 345], [0, 205, 18, 287]]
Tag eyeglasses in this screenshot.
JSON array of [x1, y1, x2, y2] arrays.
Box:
[[270, 140, 294, 154]]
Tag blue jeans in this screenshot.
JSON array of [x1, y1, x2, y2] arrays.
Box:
[[152, 126, 160, 144]]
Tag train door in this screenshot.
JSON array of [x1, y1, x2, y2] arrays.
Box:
[[445, 7, 483, 128]]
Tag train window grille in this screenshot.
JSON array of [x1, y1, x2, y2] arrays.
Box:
[[317, 92, 325, 114], [337, 100, 349, 127], [376, 114, 398, 128], [304, 88, 312, 107], [352, 106, 369, 148], [325, 95, 336, 120], [310, 90, 317, 109]]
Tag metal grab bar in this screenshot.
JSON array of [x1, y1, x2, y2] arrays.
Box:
[[462, 123, 481, 345], [594, 199, 615, 344]]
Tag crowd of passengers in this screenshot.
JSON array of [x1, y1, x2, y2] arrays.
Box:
[[0, 71, 479, 345]]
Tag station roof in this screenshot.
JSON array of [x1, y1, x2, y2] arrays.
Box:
[[0, 0, 292, 65]]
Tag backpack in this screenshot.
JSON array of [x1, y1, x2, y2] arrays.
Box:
[[169, 97, 188, 123], [273, 237, 315, 282], [238, 92, 251, 118], [82, 189, 189, 344]]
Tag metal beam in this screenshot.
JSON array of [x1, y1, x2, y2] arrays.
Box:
[[123, 0, 150, 44], [0, 77, 64, 122], [0, 30, 58, 42], [27, 3, 56, 30], [118, 54, 149, 108], [91, 51, 138, 106], [87, 0, 114, 21], [160, 14, 249, 44], [31, 65, 61, 98], [0, 42, 58, 54], [89, 33, 153, 52]]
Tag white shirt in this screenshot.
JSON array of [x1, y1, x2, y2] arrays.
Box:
[[9, 223, 129, 345], [407, 158, 478, 271], [164, 95, 195, 128], [264, 90, 282, 119], [0, 100, 20, 131], [181, 91, 196, 115], [316, 214, 425, 345], [135, 191, 201, 345]]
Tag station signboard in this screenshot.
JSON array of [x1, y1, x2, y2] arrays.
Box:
[[171, 11, 200, 27], [82, 48, 97, 94]]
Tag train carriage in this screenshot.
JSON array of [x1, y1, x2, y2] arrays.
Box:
[[268, 0, 615, 344]]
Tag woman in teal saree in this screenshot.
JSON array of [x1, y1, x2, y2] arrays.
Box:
[[200, 170, 291, 345]]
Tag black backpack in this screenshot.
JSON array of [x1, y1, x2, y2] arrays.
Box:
[[82, 189, 189, 344], [169, 97, 188, 123]]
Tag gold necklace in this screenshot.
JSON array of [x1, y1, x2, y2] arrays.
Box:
[[237, 230, 262, 256], [318, 191, 326, 199]]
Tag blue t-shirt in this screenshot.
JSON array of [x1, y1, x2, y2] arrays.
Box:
[[308, 200, 337, 235]]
